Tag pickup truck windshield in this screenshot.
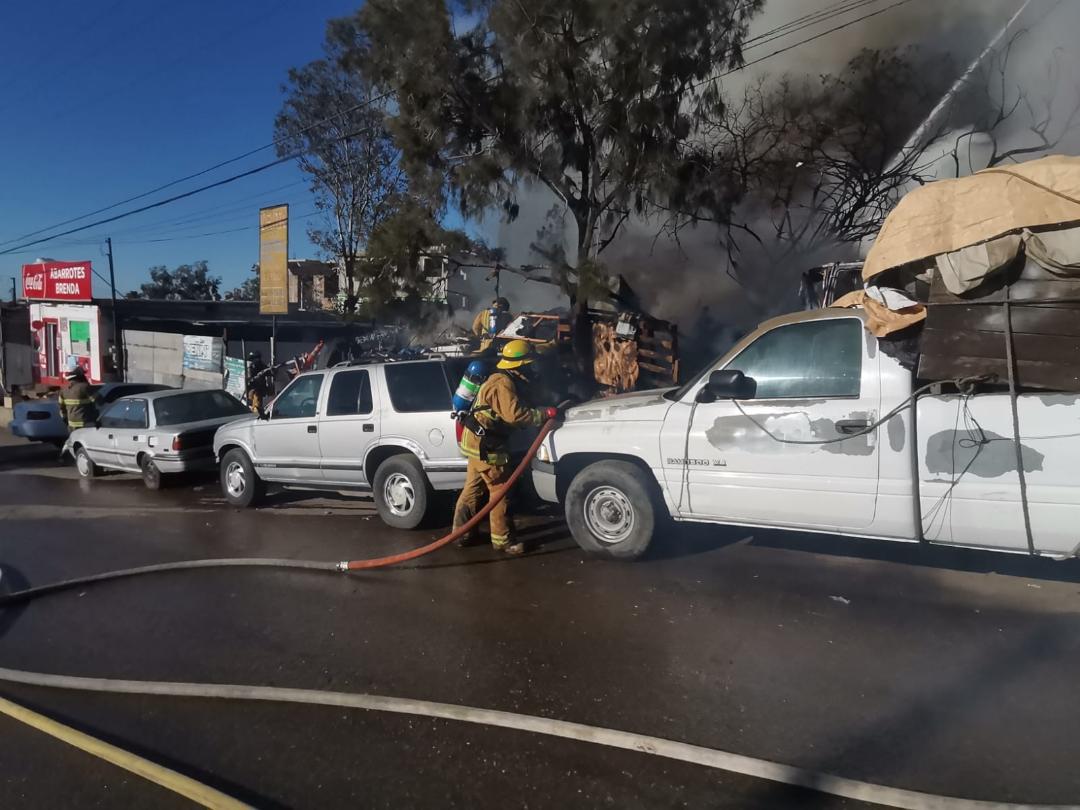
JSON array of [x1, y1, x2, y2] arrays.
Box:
[[154, 391, 249, 425]]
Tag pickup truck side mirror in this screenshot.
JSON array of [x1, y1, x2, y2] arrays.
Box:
[[695, 369, 756, 403]]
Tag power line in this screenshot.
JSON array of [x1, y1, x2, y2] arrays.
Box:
[[742, 0, 889, 51], [694, 0, 922, 89], [0, 92, 390, 250], [0, 123, 376, 257], [97, 180, 308, 238], [120, 210, 321, 245]]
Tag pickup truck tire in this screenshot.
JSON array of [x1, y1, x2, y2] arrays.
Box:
[[564, 460, 656, 560], [74, 446, 99, 479], [373, 455, 432, 530], [221, 448, 265, 508]]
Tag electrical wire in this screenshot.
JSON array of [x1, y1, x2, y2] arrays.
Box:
[[692, 0, 923, 90], [0, 124, 377, 257], [742, 0, 888, 52], [728, 376, 992, 446], [0, 95, 390, 251]]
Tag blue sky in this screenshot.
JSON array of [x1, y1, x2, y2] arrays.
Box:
[[0, 0, 390, 296]]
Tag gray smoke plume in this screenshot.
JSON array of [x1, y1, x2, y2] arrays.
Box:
[[486, 0, 1075, 348]]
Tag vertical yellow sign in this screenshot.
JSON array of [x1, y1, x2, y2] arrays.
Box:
[[259, 204, 289, 314]]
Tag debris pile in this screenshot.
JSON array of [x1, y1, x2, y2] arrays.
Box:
[[833, 155, 1080, 391]]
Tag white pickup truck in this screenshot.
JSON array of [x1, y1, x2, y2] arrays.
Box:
[[532, 308, 1080, 560]]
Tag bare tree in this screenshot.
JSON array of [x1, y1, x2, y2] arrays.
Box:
[[657, 47, 956, 293], [948, 30, 1080, 175], [274, 42, 407, 312]]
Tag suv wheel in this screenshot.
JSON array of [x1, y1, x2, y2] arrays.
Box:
[[221, 448, 265, 507], [564, 461, 658, 560], [373, 455, 432, 530], [74, 446, 98, 479]]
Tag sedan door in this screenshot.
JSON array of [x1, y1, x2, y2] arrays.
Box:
[[318, 369, 380, 486], [252, 373, 324, 481], [108, 398, 151, 471], [93, 398, 150, 469]]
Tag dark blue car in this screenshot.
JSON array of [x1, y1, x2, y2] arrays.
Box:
[[9, 383, 173, 445]]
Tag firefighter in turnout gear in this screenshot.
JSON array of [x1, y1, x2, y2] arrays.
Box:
[[471, 297, 512, 352], [59, 365, 97, 429], [453, 339, 557, 554]]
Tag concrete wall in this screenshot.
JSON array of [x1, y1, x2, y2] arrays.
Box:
[[123, 329, 184, 387], [122, 329, 225, 389]]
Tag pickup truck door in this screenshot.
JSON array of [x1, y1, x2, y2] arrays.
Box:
[[318, 369, 380, 486], [253, 373, 324, 481], [659, 316, 881, 529]]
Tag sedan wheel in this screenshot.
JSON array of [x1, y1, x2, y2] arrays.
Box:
[[75, 447, 98, 478], [140, 455, 164, 490]]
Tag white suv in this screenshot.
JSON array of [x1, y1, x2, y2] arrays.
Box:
[[213, 358, 469, 528]]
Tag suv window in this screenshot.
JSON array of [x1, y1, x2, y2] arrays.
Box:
[[384, 362, 452, 413], [326, 370, 373, 416], [100, 398, 149, 429], [272, 374, 323, 420], [726, 319, 862, 399]]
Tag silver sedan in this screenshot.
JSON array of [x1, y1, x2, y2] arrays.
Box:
[[64, 389, 251, 490]]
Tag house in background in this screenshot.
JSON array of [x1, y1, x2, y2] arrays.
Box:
[[288, 259, 339, 311]]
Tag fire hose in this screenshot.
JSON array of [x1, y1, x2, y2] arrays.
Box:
[[0, 418, 558, 807], [0, 417, 558, 606]]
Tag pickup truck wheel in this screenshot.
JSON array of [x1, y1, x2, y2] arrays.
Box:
[[373, 455, 432, 530], [139, 455, 165, 491], [220, 448, 264, 508], [74, 446, 98, 479], [565, 461, 656, 560]]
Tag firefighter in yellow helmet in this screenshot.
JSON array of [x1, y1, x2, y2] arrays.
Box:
[[471, 296, 512, 352], [453, 339, 557, 554]]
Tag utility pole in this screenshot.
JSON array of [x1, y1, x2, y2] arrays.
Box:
[[8, 277, 15, 303], [105, 238, 122, 379]]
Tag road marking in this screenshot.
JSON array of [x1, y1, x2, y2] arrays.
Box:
[[0, 666, 1070, 810]]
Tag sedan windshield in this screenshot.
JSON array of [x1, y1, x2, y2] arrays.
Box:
[[153, 390, 249, 426]]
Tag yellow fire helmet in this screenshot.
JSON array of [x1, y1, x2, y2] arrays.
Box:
[[497, 338, 537, 370]]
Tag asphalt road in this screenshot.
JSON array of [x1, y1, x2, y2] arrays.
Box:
[[2, 432, 1080, 809]]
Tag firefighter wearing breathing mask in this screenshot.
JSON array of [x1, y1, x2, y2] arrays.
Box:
[[471, 296, 513, 352], [453, 339, 558, 555]]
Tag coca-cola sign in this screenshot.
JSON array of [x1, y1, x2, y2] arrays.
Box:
[[22, 261, 93, 301]]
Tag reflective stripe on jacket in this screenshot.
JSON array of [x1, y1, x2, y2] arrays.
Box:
[[459, 371, 543, 465], [59, 380, 97, 427]]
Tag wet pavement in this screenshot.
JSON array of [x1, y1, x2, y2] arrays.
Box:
[[2, 433, 1080, 808]]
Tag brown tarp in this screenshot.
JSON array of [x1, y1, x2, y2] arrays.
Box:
[[831, 289, 926, 338], [863, 155, 1080, 282]]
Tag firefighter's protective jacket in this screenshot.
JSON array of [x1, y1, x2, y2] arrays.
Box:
[[460, 371, 543, 465], [471, 308, 512, 338], [59, 380, 98, 428]]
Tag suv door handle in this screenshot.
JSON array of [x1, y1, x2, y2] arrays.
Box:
[[107, 434, 114, 440], [835, 419, 871, 435], [363, 424, 374, 433], [307, 425, 318, 434]]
